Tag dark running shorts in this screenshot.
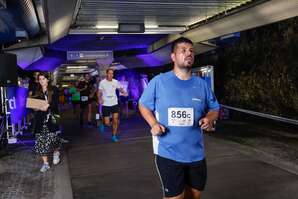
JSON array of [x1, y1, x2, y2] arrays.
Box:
[[102, 105, 120, 117], [155, 155, 207, 197], [80, 96, 92, 108]]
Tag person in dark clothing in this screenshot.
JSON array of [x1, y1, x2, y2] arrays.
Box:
[[77, 73, 93, 126], [27, 71, 40, 133], [32, 72, 61, 172], [28, 71, 40, 97]]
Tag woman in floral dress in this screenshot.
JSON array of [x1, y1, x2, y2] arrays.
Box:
[[33, 72, 61, 172]]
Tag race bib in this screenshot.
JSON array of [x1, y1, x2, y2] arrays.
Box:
[[81, 96, 88, 102], [168, 108, 194, 126]]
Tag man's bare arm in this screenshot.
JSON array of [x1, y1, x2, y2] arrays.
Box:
[[199, 110, 219, 130], [97, 89, 103, 104], [138, 103, 165, 135], [205, 110, 219, 122], [118, 87, 128, 96]]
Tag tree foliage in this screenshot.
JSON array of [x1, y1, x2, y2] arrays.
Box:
[[214, 17, 298, 119]]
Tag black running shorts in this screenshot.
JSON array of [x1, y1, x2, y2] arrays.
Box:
[[102, 105, 120, 117], [155, 155, 207, 197]]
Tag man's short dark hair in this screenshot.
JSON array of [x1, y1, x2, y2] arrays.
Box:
[[171, 37, 194, 53], [106, 68, 114, 74], [84, 73, 90, 78]]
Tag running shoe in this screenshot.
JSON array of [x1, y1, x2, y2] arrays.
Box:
[[111, 135, 119, 142], [53, 151, 60, 165], [40, 163, 50, 172]]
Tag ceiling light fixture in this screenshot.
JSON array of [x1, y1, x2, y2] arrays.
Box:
[[69, 26, 186, 34], [144, 24, 158, 28], [66, 66, 88, 69], [118, 23, 145, 33], [95, 25, 118, 29]]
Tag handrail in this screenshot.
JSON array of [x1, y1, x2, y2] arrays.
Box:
[[221, 104, 298, 126]]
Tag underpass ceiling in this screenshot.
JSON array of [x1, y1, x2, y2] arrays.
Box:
[[49, 0, 254, 62], [51, 0, 258, 81], [6, 0, 292, 74], [72, 0, 253, 33]]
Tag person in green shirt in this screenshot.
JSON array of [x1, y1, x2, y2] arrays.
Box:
[[69, 82, 80, 114]]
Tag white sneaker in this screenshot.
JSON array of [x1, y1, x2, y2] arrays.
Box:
[[60, 138, 69, 144], [53, 151, 60, 165], [40, 163, 50, 172]]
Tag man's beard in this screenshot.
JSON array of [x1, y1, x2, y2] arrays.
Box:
[[178, 66, 191, 71], [177, 61, 192, 72]]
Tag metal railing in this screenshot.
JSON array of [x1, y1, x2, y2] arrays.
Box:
[[221, 104, 298, 126]]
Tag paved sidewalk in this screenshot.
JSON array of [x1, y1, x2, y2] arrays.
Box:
[[0, 141, 72, 199]]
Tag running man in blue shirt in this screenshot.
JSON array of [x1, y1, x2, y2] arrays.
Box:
[[139, 37, 220, 199]]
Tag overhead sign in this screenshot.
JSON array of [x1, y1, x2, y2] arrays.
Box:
[[67, 51, 113, 60]]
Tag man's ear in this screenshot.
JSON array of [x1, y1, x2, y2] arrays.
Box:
[[170, 53, 175, 62]]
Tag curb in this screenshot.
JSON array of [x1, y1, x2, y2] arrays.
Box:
[[53, 150, 73, 199]]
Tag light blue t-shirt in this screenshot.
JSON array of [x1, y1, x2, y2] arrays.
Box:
[[139, 71, 220, 163]]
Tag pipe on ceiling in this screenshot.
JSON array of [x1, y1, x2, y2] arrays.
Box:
[[42, 0, 78, 43]]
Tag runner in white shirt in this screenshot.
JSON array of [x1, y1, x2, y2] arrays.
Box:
[[97, 68, 127, 142]]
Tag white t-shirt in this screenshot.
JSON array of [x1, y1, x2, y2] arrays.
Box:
[[98, 79, 122, 106]]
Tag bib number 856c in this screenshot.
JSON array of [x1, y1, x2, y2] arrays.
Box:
[[171, 110, 191, 119], [168, 108, 194, 126]]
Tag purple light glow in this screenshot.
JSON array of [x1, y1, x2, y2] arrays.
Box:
[[25, 56, 64, 71], [116, 70, 144, 101], [8, 47, 43, 69], [114, 41, 172, 68], [115, 53, 167, 68], [48, 34, 167, 51], [135, 54, 164, 66], [15, 139, 35, 145], [7, 87, 28, 124]]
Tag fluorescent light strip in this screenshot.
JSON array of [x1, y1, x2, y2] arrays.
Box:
[[95, 25, 118, 29], [66, 66, 88, 69], [69, 26, 186, 34]]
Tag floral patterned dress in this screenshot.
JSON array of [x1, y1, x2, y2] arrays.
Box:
[[33, 87, 61, 155]]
